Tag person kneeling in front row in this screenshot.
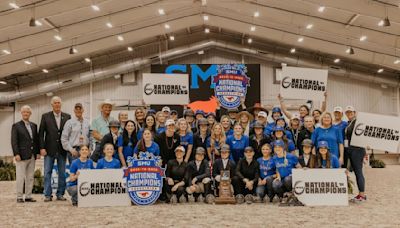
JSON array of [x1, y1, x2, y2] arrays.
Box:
[[256, 143, 276, 202], [185, 147, 211, 202], [165, 146, 188, 203], [67, 145, 94, 206], [314, 141, 340, 169]]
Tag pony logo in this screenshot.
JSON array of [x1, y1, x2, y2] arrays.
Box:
[[187, 96, 218, 113]]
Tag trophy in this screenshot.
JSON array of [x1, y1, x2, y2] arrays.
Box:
[[215, 170, 236, 204]]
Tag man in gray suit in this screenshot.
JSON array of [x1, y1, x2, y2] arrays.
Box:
[[11, 105, 40, 203]]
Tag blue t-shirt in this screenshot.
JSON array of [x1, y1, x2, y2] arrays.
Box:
[[272, 139, 296, 153], [157, 126, 166, 135], [133, 141, 160, 156], [137, 128, 144, 141], [321, 155, 340, 168], [257, 157, 276, 179], [117, 135, 135, 161], [206, 138, 223, 153], [333, 120, 348, 141], [225, 129, 234, 137], [264, 125, 293, 140], [273, 153, 298, 178], [96, 157, 121, 169], [312, 126, 344, 158], [226, 135, 250, 163], [68, 159, 94, 187], [179, 132, 193, 151]]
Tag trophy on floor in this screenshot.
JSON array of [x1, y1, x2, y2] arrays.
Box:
[[215, 170, 236, 204]]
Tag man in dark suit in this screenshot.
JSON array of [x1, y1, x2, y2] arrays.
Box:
[[11, 105, 40, 203], [39, 96, 71, 202]]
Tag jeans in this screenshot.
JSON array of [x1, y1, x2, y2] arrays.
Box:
[[16, 156, 35, 199], [255, 176, 274, 199], [44, 154, 66, 198], [272, 176, 292, 197], [347, 146, 366, 193], [67, 185, 78, 204]]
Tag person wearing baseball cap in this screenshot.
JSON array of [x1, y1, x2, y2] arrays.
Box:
[[165, 145, 187, 203], [298, 139, 315, 168], [206, 112, 217, 129], [272, 139, 301, 199], [271, 126, 296, 154], [332, 106, 348, 142], [250, 121, 272, 159], [155, 119, 180, 167], [257, 111, 268, 126], [170, 110, 178, 121], [183, 109, 196, 133], [232, 146, 259, 200], [192, 118, 210, 161], [315, 141, 340, 169], [195, 110, 205, 120], [343, 105, 367, 202], [288, 113, 302, 151], [162, 106, 171, 116], [227, 108, 239, 126], [212, 144, 236, 195], [185, 147, 211, 199], [90, 120, 120, 162]]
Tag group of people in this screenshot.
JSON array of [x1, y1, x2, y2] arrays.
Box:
[[11, 93, 367, 206]]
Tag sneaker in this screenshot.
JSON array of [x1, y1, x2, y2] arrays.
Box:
[[188, 194, 195, 203], [179, 195, 187, 203], [56, 196, 67, 201], [72, 202, 78, 207], [235, 194, 245, 204], [44, 197, 52, 202], [245, 194, 253, 204], [263, 195, 270, 204], [205, 194, 215, 204], [272, 195, 280, 204], [351, 194, 367, 202], [17, 198, 24, 203], [197, 195, 205, 203], [170, 194, 178, 204]]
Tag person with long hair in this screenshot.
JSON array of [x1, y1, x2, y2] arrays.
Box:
[[137, 114, 156, 140], [155, 119, 181, 167], [250, 122, 272, 159], [237, 111, 253, 136], [134, 107, 146, 129], [176, 118, 194, 162], [298, 139, 316, 168], [264, 117, 293, 140], [96, 143, 121, 169], [312, 109, 322, 128], [192, 118, 209, 161], [314, 141, 340, 168], [134, 129, 160, 156], [185, 147, 211, 200], [226, 123, 250, 163], [311, 112, 344, 165], [206, 123, 226, 161], [117, 120, 138, 168], [206, 112, 217, 130], [256, 143, 276, 201], [220, 115, 233, 137], [155, 111, 167, 135], [272, 126, 296, 154]]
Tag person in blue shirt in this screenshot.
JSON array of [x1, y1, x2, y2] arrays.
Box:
[[264, 117, 293, 140], [220, 115, 233, 137], [256, 143, 276, 202], [155, 111, 166, 135], [137, 114, 157, 140], [66, 145, 94, 206], [206, 123, 226, 161], [332, 106, 348, 141], [117, 120, 138, 168], [134, 129, 160, 157], [272, 140, 301, 198], [311, 112, 344, 165], [314, 141, 340, 168], [206, 112, 217, 130], [96, 143, 121, 169], [271, 126, 296, 154], [175, 118, 194, 163], [266, 107, 283, 129], [226, 123, 250, 163]]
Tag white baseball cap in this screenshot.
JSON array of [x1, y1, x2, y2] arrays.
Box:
[[165, 119, 175, 126], [333, 106, 343, 113], [175, 146, 186, 154], [162, 106, 171, 113], [345, 105, 355, 112], [258, 111, 267, 118], [291, 113, 300, 120]]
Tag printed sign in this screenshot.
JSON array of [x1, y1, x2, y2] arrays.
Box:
[[213, 64, 250, 109], [124, 152, 165, 206], [142, 73, 189, 105], [280, 66, 328, 101], [78, 169, 130, 208], [292, 169, 348, 206], [351, 112, 400, 152]]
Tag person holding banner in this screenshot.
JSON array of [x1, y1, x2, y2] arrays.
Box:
[[220, 115, 234, 137], [256, 143, 276, 202], [90, 120, 120, 162], [96, 143, 121, 169], [311, 112, 344, 165], [185, 147, 211, 200], [314, 141, 340, 168], [155, 119, 181, 167], [278, 93, 327, 123], [133, 129, 160, 156], [344, 106, 367, 202], [137, 115, 156, 140], [207, 123, 226, 161], [67, 145, 94, 206], [250, 122, 272, 159], [226, 123, 250, 163], [117, 120, 138, 168], [176, 118, 193, 163], [165, 146, 188, 203], [312, 109, 323, 128], [192, 118, 209, 162], [155, 111, 166, 134]]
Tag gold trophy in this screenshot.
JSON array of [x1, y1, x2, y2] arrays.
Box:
[[215, 170, 236, 204]]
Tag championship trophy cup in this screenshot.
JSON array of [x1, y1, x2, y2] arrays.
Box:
[[215, 170, 236, 204]]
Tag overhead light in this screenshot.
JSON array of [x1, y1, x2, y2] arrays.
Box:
[[394, 59, 400, 64], [2, 49, 11, 55], [42, 69, 49, 73], [290, 48, 296, 53], [29, 18, 36, 27], [9, 2, 19, 9], [297, 37, 304, 42], [84, 57, 91, 63], [169, 35, 175, 41], [106, 22, 113, 28], [318, 6, 325, 12], [254, 11, 260, 17], [198, 50, 204, 55], [35, 20, 42, 26], [203, 15, 209, 21], [378, 17, 390, 27], [201, 0, 207, 6], [69, 46, 77, 54], [378, 20, 384, 26], [91, 5, 100, 11], [164, 24, 170, 29], [377, 68, 384, 73], [158, 8, 165, 15], [359, 35, 367, 41], [24, 60, 32, 65], [346, 47, 355, 55], [54, 35, 62, 41], [0, 81, 7, 85], [334, 58, 341, 63], [127, 46, 133, 52], [204, 28, 210, 33], [306, 24, 313, 29], [117, 35, 124, 41], [247, 38, 253, 44], [46, 92, 54, 97], [250, 26, 256, 32]]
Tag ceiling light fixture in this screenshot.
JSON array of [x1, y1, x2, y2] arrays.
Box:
[[359, 35, 367, 41], [377, 68, 384, 73], [84, 57, 91, 63], [247, 38, 253, 44], [254, 11, 260, 17], [91, 5, 100, 11], [205, 28, 210, 33], [69, 46, 77, 54], [42, 69, 49, 73], [29, 18, 36, 27], [250, 26, 256, 32], [0, 81, 7, 85], [54, 35, 62, 41], [9, 2, 19, 9], [394, 59, 400, 64], [290, 48, 296, 53], [158, 9, 165, 15], [24, 60, 32, 65], [297, 37, 304, 42], [106, 22, 113, 28], [306, 24, 313, 29], [127, 46, 133, 52], [35, 20, 42, 26], [2, 49, 11, 55], [169, 35, 175, 41], [334, 58, 340, 63], [346, 47, 355, 55], [117, 35, 124, 41], [203, 15, 209, 21], [318, 6, 325, 12], [164, 24, 170, 29]]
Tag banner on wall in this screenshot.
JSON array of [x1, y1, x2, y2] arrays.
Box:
[[350, 112, 400, 152], [142, 73, 189, 105], [280, 66, 328, 101], [150, 64, 260, 113], [292, 169, 348, 206]]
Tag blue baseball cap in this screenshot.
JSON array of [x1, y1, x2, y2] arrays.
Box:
[[272, 107, 282, 114], [317, 141, 329, 149], [273, 140, 285, 148], [147, 109, 156, 115], [206, 112, 216, 118], [195, 110, 205, 116], [273, 126, 285, 133]]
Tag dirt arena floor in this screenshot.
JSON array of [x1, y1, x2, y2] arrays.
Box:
[[1, 166, 400, 228]]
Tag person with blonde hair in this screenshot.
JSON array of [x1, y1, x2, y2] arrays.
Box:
[[155, 111, 166, 134], [176, 118, 194, 162], [206, 123, 226, 160]]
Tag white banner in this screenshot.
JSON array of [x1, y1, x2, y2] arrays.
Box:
[[78, 169, 130, 208], [350, 112, 400, 152], [142, 73, 189, 105], [280, 66, 328, 101], [292, 169, 348, 206]]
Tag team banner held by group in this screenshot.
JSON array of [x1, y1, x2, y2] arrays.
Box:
[[351, 112, 400, 152], [142, 73, 189, 105], [280, 66, 328, 101], [292, 169, 348, 206]]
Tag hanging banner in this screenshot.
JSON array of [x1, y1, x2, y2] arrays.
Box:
[[78, 169, 130, 208], [292, 169, 348, 206], [142, 73, 189, 105], [280, 66, 328, 101], [350, 112, 400, 152]]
